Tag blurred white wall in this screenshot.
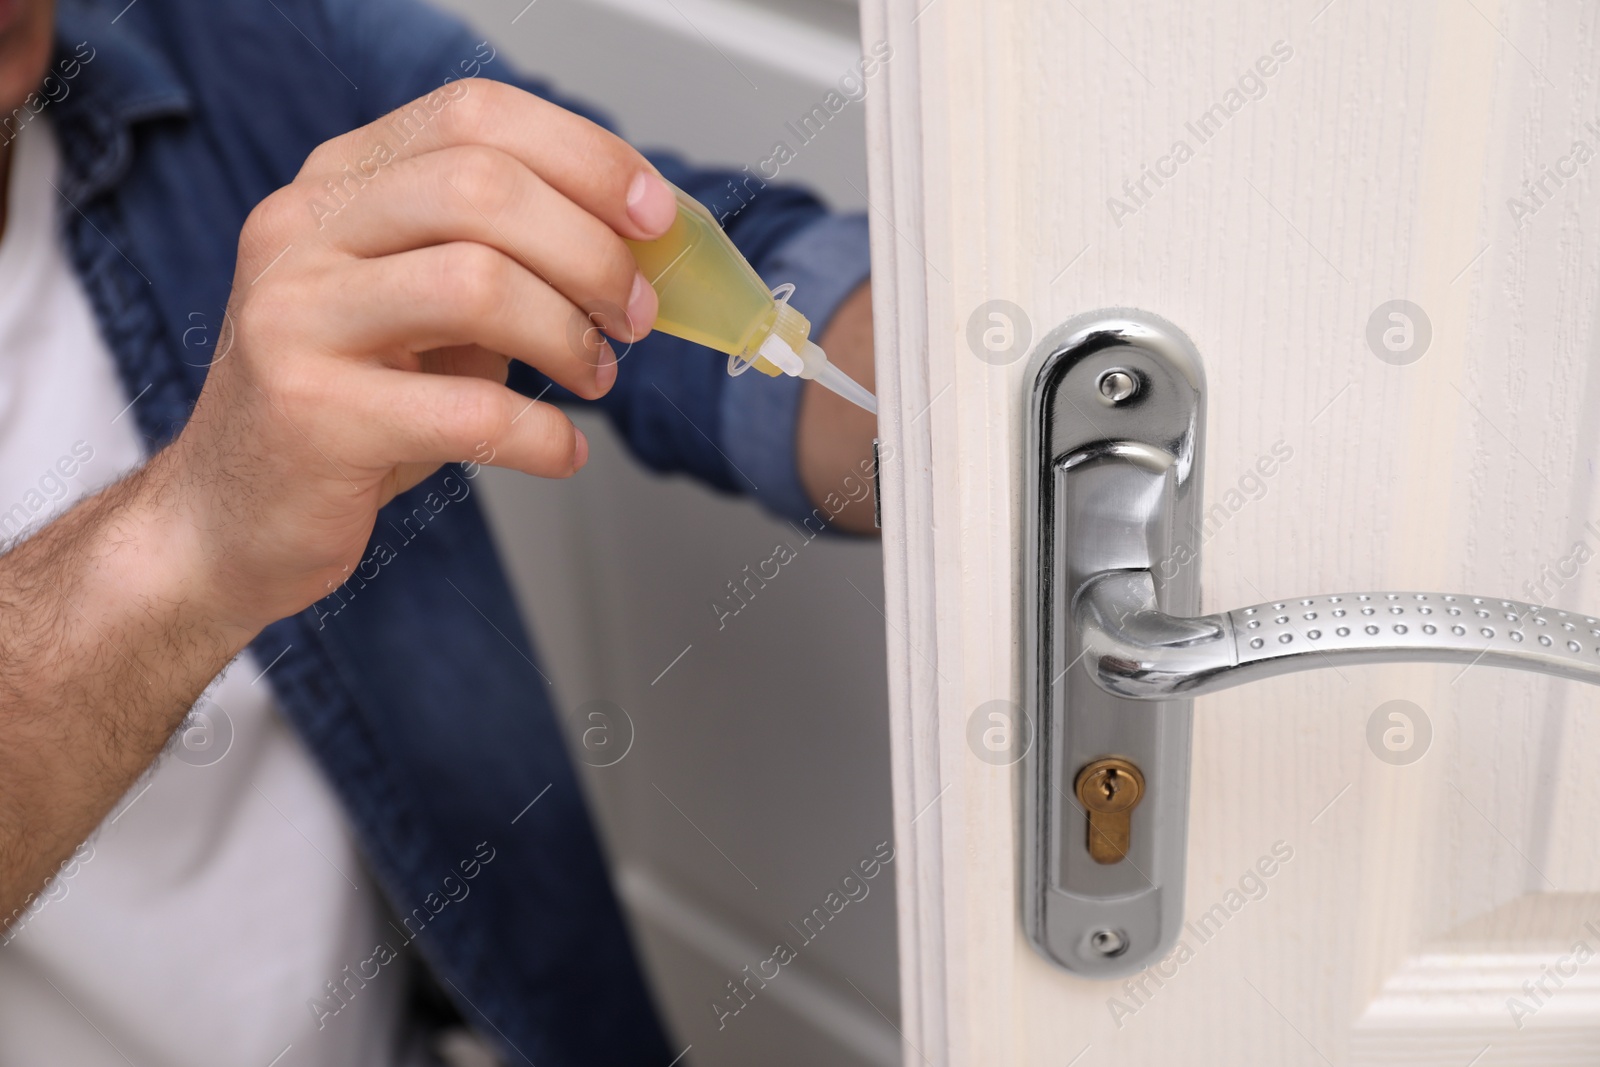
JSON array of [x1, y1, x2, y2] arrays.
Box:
[[426, 1, 898, 1063]]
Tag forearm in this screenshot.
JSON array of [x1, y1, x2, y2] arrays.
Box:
[[798, 281, 879, 533], [0, 80, 686, 922], [0, 452, 253, 927]]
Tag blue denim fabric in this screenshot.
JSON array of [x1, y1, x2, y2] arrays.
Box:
[[722, 213, 872, 519], [41, 0, 871, 1062]]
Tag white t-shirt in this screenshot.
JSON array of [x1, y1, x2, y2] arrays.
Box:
[[0, 119, 409, 1067]]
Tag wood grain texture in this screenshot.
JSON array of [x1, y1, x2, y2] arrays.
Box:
[[864, 0, 1600, 1062]]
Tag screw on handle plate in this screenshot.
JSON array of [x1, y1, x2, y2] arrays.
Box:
[[1075, 757, 1145, 864]]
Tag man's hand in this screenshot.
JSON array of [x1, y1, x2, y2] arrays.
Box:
[[171, 78, 675, 632], [0, 79, 674, 923]]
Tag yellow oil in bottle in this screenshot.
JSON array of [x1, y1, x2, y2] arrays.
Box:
[[626, 186, 806, 378], [626, 181, 878, 413]]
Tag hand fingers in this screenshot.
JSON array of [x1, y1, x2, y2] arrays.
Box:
[[331, 360, 587, 480], [316, 242, 616, 399], [295, 79, 678, 242], [309, 145, 655, 344]]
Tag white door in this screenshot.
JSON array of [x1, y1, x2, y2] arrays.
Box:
[[865, 0, 1600, 1063]]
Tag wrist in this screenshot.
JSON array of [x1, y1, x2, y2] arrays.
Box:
[[102, 454, 268, 651]]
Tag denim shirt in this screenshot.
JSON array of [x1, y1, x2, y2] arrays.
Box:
[[35, 1, 872, 1062]]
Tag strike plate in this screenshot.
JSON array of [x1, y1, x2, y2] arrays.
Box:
[[1021, 310, 1205, 977]]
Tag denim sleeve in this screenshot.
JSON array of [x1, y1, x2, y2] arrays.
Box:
[[714, 212, 871, 521], [318, 0, 873, 522]]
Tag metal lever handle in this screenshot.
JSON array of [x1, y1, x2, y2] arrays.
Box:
[[1079, 570, 1600, 699]]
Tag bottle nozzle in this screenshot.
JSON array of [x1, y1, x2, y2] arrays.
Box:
[[805, 346, 879, 415], [755, 334, 877, 416]]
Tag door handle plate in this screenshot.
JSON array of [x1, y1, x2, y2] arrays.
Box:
[[1022, 310, 1206, 977]]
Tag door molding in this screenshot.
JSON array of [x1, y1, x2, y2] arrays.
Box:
[[860, 2, 949, 1064]]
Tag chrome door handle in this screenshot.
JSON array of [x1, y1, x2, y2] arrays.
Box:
[[1079, 571, 1600, 699], [1021, 311, 1600, 979]]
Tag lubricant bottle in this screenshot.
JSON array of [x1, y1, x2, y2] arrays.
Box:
[[626, 183, 877, 414]]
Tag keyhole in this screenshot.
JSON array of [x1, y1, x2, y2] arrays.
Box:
[[1076, 757, 1145, 865]]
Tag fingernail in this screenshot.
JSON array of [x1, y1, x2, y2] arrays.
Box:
[[572, 427, 589, 472], [626, 271, 657, 337], [595, 342, 618, 393], [626, 171, 676, 237]]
